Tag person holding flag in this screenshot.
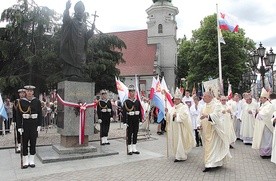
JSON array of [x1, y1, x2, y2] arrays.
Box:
[[166, 88, 195, 162], [0, 93, 8, 135], [122, 84, 142, 155]]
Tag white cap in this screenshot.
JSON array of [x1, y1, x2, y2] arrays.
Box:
[[18, 88, 26, 92], [24, 85, 36, 90], [174, 87, 182, 99], [260, 88, 269, 98]]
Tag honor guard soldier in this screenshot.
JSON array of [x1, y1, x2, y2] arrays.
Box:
[[122, 85, 142, 155], [97, 90, 113, 145], [13, 88, 26, 153], [16, 85, 42, 169]]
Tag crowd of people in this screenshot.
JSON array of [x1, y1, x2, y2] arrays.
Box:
[[1, 84, 276, 172]]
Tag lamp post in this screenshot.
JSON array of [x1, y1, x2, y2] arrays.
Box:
[[251, 42, 276, 90], [266, 48, 276, 91]]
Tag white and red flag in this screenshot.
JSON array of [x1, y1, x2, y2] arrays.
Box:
[[135, 75, 145, 121], [227, 80, 233, 100], [161, 77, 174, 112], [115, 77, 129, 104]]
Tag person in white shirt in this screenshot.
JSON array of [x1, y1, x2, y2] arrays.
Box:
[[189, 96, 202, 147]]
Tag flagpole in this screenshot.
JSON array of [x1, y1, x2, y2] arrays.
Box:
[[216, 4, 223, 95]]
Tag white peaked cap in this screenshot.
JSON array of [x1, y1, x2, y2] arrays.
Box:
[[260, 88, 269, 98], [174, 87, 182, 99]]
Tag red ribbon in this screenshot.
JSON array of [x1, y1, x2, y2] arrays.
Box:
[[57, 94, 95, 144]]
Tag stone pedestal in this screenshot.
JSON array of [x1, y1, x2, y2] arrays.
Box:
[[57, 81, 94, 148]]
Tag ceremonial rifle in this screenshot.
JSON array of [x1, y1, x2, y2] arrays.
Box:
[[13, 122, 17, 153]]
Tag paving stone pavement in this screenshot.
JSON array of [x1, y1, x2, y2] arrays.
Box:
[[1, 122, 276, 181]]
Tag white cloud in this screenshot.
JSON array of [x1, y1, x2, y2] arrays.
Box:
[[0, 0, 275, 49]]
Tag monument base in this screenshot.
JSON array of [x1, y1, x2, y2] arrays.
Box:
[[60, 135, 89, 147], [36, 142, 119, 164], [52, 144, 97, 154]]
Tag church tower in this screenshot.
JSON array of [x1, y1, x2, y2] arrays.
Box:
[[146, 0, 179, 90]]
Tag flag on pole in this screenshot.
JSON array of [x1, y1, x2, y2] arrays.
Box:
[[150, 77, 158, 100], [135, 75, 145, 121], [115, 77, 129, 104], [218, 12, 239, 33], [161, 77, 174, 112], [227, 80, 233, 100], [218, 28, 226, 44], [0, 94, 8, 121], [150, 77, 165, 123], [192, 83, 197, 95]]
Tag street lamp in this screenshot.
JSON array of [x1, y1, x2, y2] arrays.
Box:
[[266, 48, 276, 91], [251, 42, 276, 89]]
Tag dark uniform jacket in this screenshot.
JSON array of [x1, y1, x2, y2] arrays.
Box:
[[16, 97, 42, 128], [122, 98, 142, 124], [97, 99, 113, 120]]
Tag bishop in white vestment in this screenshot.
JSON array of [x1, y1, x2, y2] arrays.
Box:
[[166, 88, 196, 162]]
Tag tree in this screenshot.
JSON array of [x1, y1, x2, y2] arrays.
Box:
[[0, 0, 61, 98], [177, 14, 255, 94], [86, 33, 126, 93], [0, 0, 126, 98]]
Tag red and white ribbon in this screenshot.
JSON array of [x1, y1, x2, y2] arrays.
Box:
[[57, 94, 95, 144]]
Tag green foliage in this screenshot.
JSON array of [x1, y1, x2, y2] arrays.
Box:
[[177, 14, 255, 94], [0, 0, 127, 97], [86, 33, 126, 93]]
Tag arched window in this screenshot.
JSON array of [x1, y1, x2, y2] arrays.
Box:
[[158, 24, 163, 33]]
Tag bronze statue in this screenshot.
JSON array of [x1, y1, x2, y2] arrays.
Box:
[[60, 0, 95, 81]]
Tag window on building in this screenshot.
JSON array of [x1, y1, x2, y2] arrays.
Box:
[[158, 24, 163, 33]]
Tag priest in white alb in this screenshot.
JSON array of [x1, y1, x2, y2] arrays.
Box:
[[240, 94, 259, 145], [220, 96, 236, 148], [166, 88, 196, 162], [252, 88, 274, 158], [269, 93, 276, 164], [198, 91, 231, 172]]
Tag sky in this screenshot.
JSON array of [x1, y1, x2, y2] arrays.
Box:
[[1, 0, 276, 51]]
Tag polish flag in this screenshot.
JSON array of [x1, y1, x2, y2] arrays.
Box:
[[161, 77, 174, 112], [115, 77, 129, 104], [135, 75, 145, 121]]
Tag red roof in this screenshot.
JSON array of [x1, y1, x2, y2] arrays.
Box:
[[109, 29, 157, 76]]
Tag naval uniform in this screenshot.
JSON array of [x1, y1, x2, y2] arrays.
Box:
[[16, 97, 42, 156], [122, 98, 142, 145], [97, 99, 113, 141], [13, 99, 21, 146]]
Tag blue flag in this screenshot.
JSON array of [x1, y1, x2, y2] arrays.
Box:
[[0, 94, 8, 121]]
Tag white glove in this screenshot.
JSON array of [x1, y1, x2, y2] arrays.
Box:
[[37, 126, 41, 133], [18, 128, 23, 135], [139, 122, 143, 126], [110, 117, 114, 122], [123, 123, 129, 127], [98, 119, 102, 123]]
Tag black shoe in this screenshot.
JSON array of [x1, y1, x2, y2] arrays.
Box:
[[132, 151, 140, 154], [196, 144, 199, 147], [105, 142, 110, 145], [230, 145, 234, 149], [244, 143, 252, 145], [16, 150, 20, 154], [22, 165, 29, 169], [174, 159, 184, 162], [127, 152, 133, 155], [261, 155, 271, 159], [202, 167, 212, 172], [29, 164, 35, 168], [100, 143, 106, 145], [157, 131, 163, 135]]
